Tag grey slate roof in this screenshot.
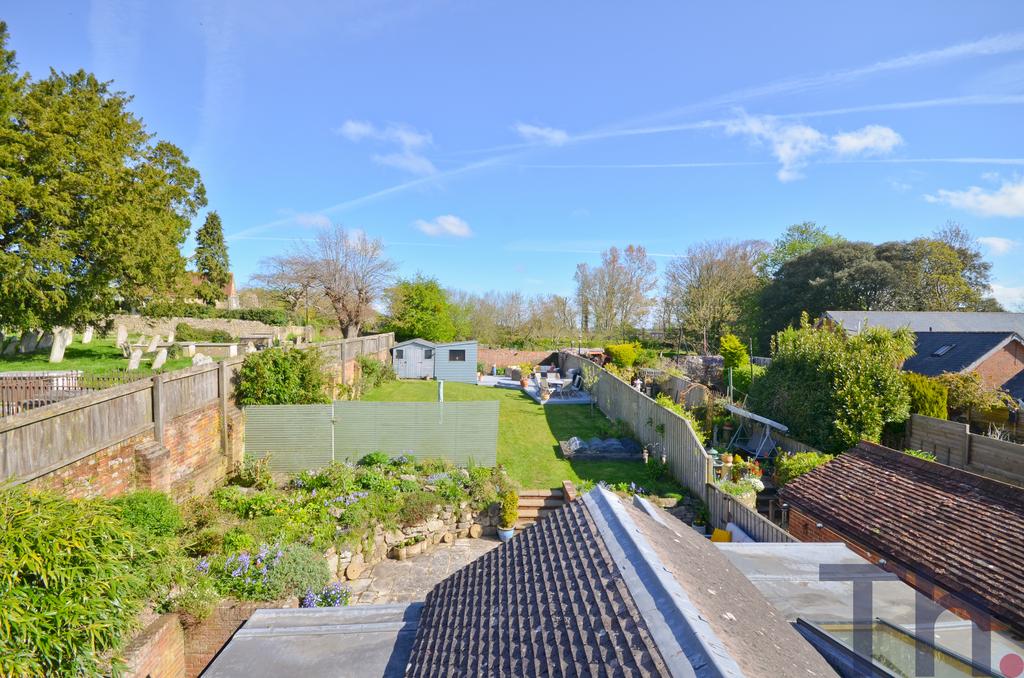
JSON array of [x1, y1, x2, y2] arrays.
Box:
[[405, 487, 836, 677], [902, 331, 1019, 377], [824, 310, 1024, 334], [1005, 371, 1024, 401]]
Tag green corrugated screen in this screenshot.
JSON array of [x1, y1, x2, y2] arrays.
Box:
[[244, 405, 334, 472], [244, 401, 498, 471], [333, 401, 497, 466]]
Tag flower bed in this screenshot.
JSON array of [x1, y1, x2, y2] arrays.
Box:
[[0, 454, 512, 674]]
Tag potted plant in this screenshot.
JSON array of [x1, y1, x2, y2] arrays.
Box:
[[691, 506, 709, 535], [497, 490, 518, 542], [518, 364, 531, 388]]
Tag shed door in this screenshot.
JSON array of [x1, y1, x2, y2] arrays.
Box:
[[394, 348, 408, 377], [418, 347, 434, 378]]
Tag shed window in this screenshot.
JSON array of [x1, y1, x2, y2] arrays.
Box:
[[424, 348, 434, 359], [395, 349, 404, 359], [449, 349, 466, 362], [932, 344, 955, 357]]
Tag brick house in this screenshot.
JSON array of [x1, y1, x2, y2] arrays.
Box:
[[780, 441, 1024, 634], [823, 311, 1024, 403]]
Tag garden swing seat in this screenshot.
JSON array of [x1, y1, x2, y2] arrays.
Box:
[[724, 404, 788, 461]]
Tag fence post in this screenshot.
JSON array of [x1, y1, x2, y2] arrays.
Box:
[[151, 375, 164, 445], [219, 361, 229, 457]]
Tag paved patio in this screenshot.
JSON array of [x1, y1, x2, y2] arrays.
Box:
[[348, 537, 502, 605], [477, 374, 592, 406]]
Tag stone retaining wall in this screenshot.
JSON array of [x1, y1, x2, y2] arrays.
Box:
[[330, 501, 499, 580], [112, 314, 309, 343]]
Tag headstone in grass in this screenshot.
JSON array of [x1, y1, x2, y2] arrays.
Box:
[[146, 335, 160, 353], [63, 327, 74, 345], [192, 352, 213, 366], [165, 329, 175, 343], [19, 330, 39, 353], [128, 348, 143, 370], [48, 329, 69, 363], [181, 343, 196, 357], [151, 348, 168, 370], [116, 324, 128, 346], [81, 326, 94, 344], [37, 332, 53, 352], [3, 336, 17, 356]]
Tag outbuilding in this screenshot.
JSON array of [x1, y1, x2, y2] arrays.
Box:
[[391, 339, 477, 383]]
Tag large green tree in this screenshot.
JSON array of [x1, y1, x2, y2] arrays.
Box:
[[749, 317, 915, 452], [193, 211, 231, 304], [384, 276, 457, 342], [757, 221, 843, 278], [0, 27, 205, 331]]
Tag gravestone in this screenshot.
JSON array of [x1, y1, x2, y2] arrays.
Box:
[[245, 341, 257, 354], [3, 335, 18, 356], [127, 348, 143, 370], [81, 326, 94, 344], [182, 343, 196, 357], [115, 324, 128, 346], [48, 329, 69, 363], [165, 329, 175, 343], [63, 327, 74, 345], [37, 332, 54, 352], [146, 335, 160, 353], [19, 330, 39, 353], [151, 348, 168, 370], [192, 353, 213, 366]]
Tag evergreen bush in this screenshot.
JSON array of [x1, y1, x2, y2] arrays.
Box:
[[604, 343, 639, 368], [773, 451, 834, 486], [236, 347, 330, 405], [903, 372, 948, 419]]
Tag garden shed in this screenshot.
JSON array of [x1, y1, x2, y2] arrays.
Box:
[[391, 339, 477, 383]]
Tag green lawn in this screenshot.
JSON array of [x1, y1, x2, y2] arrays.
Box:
[[363, 379, 685, 497], [0, 337, 193, 376]]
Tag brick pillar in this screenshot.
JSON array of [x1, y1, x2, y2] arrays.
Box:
[[135, 441, 172, 493]]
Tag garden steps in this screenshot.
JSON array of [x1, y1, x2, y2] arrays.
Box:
[[516, 487, 570, 531]]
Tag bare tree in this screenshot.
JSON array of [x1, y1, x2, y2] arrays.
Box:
[[300, 226, 396, 337], [574, 245, 656, 338], [664, 240, 765, 353], [251, 253, 320, 321]]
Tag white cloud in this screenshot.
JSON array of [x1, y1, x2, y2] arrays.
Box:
[[414, 215, 473, 238], [991, 283, 1024, 309], [833, 125, 904, 155], [925, 178, 1024, 217], [725, 115, 828, 181], [294, 212, 331, 228], [335, 120, 436, 175], [514, 123, 569, 146], [978, 236, 1021, 255]]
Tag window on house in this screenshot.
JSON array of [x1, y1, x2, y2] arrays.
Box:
[[395, 349, 404, 359], [424, 348, 434, 359], [932, 344, 955, 357], [449, 349, 466, 362]]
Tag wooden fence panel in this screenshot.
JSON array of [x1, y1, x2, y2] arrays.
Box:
[[161, 365, 220, 420], [907, 414, 1024, 487], [560, 352, 794, 542]]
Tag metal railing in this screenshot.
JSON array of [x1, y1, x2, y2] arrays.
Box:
[[0, 370, 147, 418]]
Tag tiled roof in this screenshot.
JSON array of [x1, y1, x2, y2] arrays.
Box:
[[1004, 371, 1024, 401], [406, 499, 668, 677], [780, 441, 1024, 631], [824, 311, 1024, 334], [902, 331, 1019, 377], [406, 487, 836, 677]]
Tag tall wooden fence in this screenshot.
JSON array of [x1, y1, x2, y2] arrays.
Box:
[[906, 414, 1024, 488], [561, 352, 795, 542], [1, 333, 395, 484]]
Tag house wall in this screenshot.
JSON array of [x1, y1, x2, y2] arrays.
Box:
[[974, 339, 1024, 391], [435, 341, 477, 383], [788, 508, 1001, 629]]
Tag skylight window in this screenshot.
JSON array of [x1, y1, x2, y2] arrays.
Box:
[[932, 344, 955, 357]]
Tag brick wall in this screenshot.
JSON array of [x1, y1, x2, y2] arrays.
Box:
[[124, 614, 185, 678], [27, 432, 149, 499], [975, 339, 1024, 391], [183, 599, 295, 677], [478, 348, 558, 370]]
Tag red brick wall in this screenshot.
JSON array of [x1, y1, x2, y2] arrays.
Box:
[[27, 432, 148, 499], [25, 402, 244, 502], [478, 348, 558, 370], [974, 339, 1024, 391], [183, 599, 295, 677], [124, 614, 186, 678]]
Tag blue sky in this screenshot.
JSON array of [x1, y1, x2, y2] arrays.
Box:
[[6, 2, 1024, 308]]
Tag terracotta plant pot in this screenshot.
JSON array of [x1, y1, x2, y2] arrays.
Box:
[[519, 378, 528, 388]]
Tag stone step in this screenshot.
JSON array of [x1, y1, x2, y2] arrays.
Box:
[[518, 497, 565, 509], [518, 506, 562, 520], [519, 488, 564, 498]]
